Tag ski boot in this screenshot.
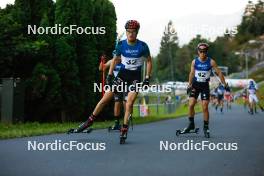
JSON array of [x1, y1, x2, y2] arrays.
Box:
[[120, 125, 128, 144], [67, 115, 94, 134], [176, 122, 199, 136], [203, 124, 210, 138], [108, 120, 121, 132], [248, 109, 254, 115]]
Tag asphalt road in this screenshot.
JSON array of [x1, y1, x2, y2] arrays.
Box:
[[0, 105, 264, 176]]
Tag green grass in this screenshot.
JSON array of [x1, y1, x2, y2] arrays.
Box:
[[258, 83, 264, 107], [0, 103, 202, 139]]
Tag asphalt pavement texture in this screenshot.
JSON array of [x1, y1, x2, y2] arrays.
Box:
[[1, 105, 264, 176]]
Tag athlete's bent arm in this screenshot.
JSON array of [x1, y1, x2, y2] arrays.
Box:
[[146, 56, 152, 77], [211, 59, 227, 87], [188, 60, 195, 86], [108, 56, 121, 75], [99, 59, 112, 71]]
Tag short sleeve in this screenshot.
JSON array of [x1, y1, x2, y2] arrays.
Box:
[[115, 41, 122, 57], [142, 42, 150, 58]]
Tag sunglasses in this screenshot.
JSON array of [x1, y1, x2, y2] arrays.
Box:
[[198, 50, 207, 54], [126, 30, 137, 34]]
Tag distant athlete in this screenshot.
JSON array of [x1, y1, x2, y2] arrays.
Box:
[[224, 84, 232, 109], [247, 80, 264, 114], [216, 83, 225, 113], [242, 88, 249, 110]]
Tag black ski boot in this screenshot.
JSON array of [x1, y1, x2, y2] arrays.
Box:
[[108, 120, 121, 132], [176, 117, 200, 136], [248, 109, 254, 115], [182, 122, 195, 133]]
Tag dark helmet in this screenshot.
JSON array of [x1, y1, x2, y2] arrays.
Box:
[[197, 43, 209, 52], [249, 80, 254, 85], [125, 20, 140, 32]]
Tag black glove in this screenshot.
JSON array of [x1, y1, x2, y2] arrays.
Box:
[[225, 85, 230, 91], [106, 74, 114, 86], [142, 77, 150, 87], [187, 85, 192, 95]]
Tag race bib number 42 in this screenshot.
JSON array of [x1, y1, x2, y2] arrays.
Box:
[[195, 71, 209, 82]]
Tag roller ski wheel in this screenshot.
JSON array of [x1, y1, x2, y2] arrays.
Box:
[[83, 128, 93, 133], [67, 127, 93, 134], [176, 128, 199, 136]]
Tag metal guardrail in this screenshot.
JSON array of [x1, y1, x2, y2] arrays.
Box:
[[133, 102, 180, 117]]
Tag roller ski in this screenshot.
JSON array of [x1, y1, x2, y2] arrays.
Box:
[[120, 125, 128, 144], [67, 128, 93, 134], [176, 122, 199, 136], [67, 115, 94, 134], [176, 128, 199, 136]]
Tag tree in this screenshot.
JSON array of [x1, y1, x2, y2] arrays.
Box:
[[236, 0, 264, 43], [156, 21, 179, 81]]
